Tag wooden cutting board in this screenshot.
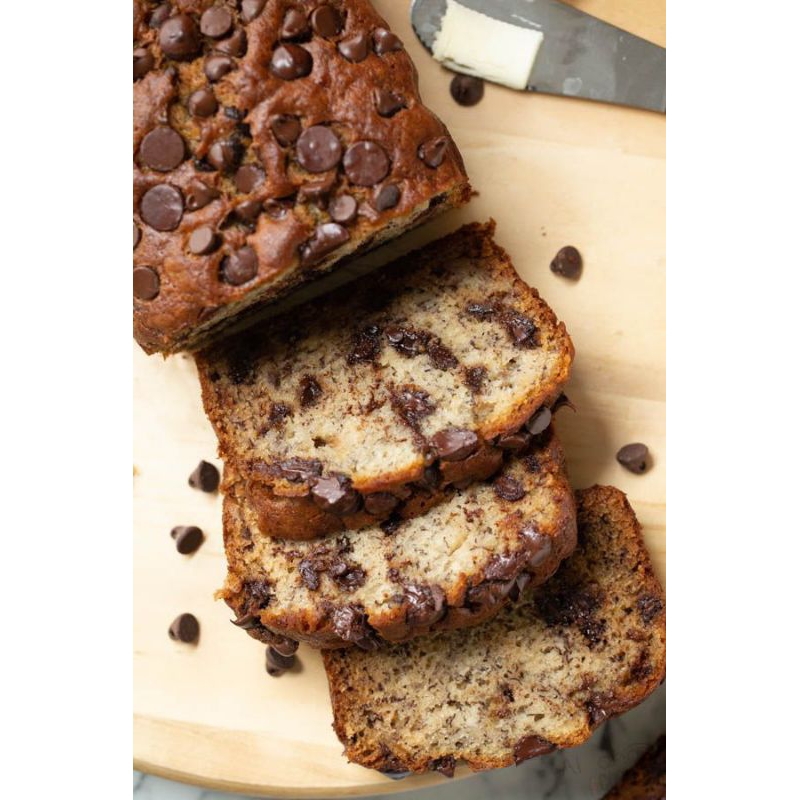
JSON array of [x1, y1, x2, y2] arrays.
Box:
[[133, 0, 665, 795]]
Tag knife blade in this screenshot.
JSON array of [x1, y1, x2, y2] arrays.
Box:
[[410, 0, 666, 113]]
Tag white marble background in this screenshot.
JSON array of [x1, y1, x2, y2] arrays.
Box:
[[133, 684, 664, 799]]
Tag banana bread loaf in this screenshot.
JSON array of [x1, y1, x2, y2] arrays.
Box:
[[322, 486, 666, 774], [196, 221, 574, 539], [133, 0, 471, 354], [219, 428, 577, 649]]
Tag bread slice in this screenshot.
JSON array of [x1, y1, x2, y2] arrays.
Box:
[[219, 428, 577, 649], [322, 486, 666, 774], [603, 736, 666, 799], [196, 221, 574, 539]]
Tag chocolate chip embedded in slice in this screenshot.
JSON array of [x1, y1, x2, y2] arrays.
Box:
[[241, 0, 267, 23], [299, 222, 350, 266], [188, 460, 220, 492], [168, 613, 200, 643], [299, 375, 323, 407], [217, 27, 248, 57], [234, 198, 262, 225], [170, 525, 205, 554], [270, 44, 313, 79], [363, 492, 400, 517], [222, 246, 259, 285], [184, 180, 220, 211], [513, 735, 555, 765], [374, 184, 400, 211], [616, 443, 649, 474], [280, 8, 310, 40], [234, 164, 265, 193], [270, 638, 299, 657], [328, 194, 357, 224], [133, 266, 160, 300], [496, 430, 531, 450], [140, 184, 184, 231], [296, 126, 343, 173], [205, 54, 235, 82], [310, 475, 361, 515], [493, 475, 526, 502], [207, 139, 241, 171], [311, 6, 343, 38], [159, 14, 201, 60], [338, 32, 370, 62], [525, 407, 552, 436], [373, 28, 403, 55], [200, 6, 233, 38], [550, 245, 582, 279], [270, 115, 302, 146], [519, 524, 553, 567], [187, 87, 218, 117], [188, 226, 218, 255], [375, 89, 406, 118], [133, 47, 155, 80], [431, 429, 480, 462], [418, 137, 448, 168], [139, 126, 185, 172], [343, 141, 390, 186], [450, 74, 484, 106]]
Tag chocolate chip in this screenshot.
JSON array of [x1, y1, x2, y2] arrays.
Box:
[[230, 611, 260, 629], [200, 6, 232, 38], [222, 246, 258, 284], [232, 198, 262, 225], [208, 139, 241, 171], [525, 407, 552, 436], [133, 266, 160, 300], [241, 0, 266, 23], [311, 5, 343, 37], [616, 443, 649, 474], [330, 560, 366, 589], [375, 90, 405, 117], [296, 125, 342, 173], [332, 605, 378, 650], [311, 475, 361, 515], [391, 386, 435, 429], [133, 47, 155, 80], [363, 492, 400, 517], [271, 638, 299, 657], [265, 646, 296, 677], [270, 43, 313, 79], [168, 613, 200, 643], [280, 8, 310, 39], [278, 458, 323, 482], [373, 28, 403, 55], [264, 198, 292, 219], [187, 87, 218, 117], [496, 430, 531, 450], [184, 180, 220, 211], [513, 735, 554, 765], [188, 226, 218, 255], [450, 74, 484, 106], [299, 558, 320, 590], [299, 222, 350, 266], [140, 184, 184, 231], [235, 164, 265, 193], [216, 27, 248, 56], [139, 126, 185, 172], [328, 193, 357, 223], [404, 584, 445, 624], [338, 32, 370, 62], [159, 14, 201, 59], [419, 137, 448, 168], [269, 117, 299, 148], [170, 525, 204, 554], [374, 184, 400, 211], [299, 375, 323, 406], [133, 223, 141, 249], [205, 54, 235, 82], [343, 141, 390, 186], [520, 525, 553, 567], [298, 175, 335, 204], [465, 366, 487, 392], [493, 475, 526, 502], [149, 3, 172, 28], [550, 245, 582, 279], [188, 460, 220, 492], [431, 429, 480, 462]]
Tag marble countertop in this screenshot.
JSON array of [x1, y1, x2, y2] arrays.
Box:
[[133, 684, 664, 799]]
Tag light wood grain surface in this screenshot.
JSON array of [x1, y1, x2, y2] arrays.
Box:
[[133, 0, 665, 795]]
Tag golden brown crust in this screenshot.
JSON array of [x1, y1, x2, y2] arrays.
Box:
[[133, 0, 471, 354], [603, 736, 666, 800]]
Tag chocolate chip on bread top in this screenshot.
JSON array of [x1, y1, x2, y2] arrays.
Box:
[[133, 0, 472, 354], [195, 222, 575, 539]]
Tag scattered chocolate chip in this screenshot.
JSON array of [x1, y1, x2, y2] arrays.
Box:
[[184, 180, 220, 211], [264, 197, 293, 219], [280, 8, 310, 39], [149, 3, 172, 29], [616, 443, 649, 474], [550, 245, 582, 279], [159, 14, 201, 59], [265, 646, 296, 677], [271, 115, 301, 146], [133, 223, 141, 249], [240, 0, 266, 23], [525, 407, 552, 436], [450, 74, 484, 106], [514, 735, 554, 765], [343, 141, 390, 186], [431, 429, 480, 461], [519, 525, 553, 567], [200, 6, 233, 38], [170, 525, 204, 554], [493, 475, 526, 502], [168, 613, 200, 643], [139, 126, 185, 172], [188, 460, 220, 492], [496, 430, 531, 450], [375, 89, 406, 117], [418, 137, 448, 168], [504, 311, 538, 346], [208, 139, 241, 171], [133, 47, 155, 80], [465, 366, 487, 392], [222, 245, 258, 284], [328, 193, 357, 223], [311, 475, 361, 515], [363, 492, 400, 517], [217, 27, 248, 56], [270, 638, 299, 657], [296, 125, 343, 173], [205, 54, 235, 82], [338, 32, 370, 62], [133, 266, 160, 300], [374, 184, 400, 211], [188, 226, 218, 255], [140, 184, 184, 231], [299, 375, 323, 406], [311, 5, 343, 38], [271, 43, 313, 79], [187, 87, 218, 117], [299, 222, 350, 266], [373, 28, 403, 55], [234, 164, 265, 193]]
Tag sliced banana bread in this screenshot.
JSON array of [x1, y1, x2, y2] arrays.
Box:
[[603, 736, 666, 800], [196, 221, 574, 539], [322, 486, 666, 774], [219, 428, 577, 649]]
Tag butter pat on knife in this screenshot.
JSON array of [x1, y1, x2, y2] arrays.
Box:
[[431, 0, 544, 90]]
